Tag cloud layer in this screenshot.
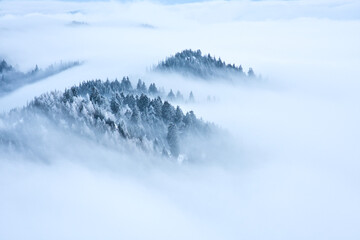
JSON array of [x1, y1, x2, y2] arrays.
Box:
[[0, 0, 359, 239]]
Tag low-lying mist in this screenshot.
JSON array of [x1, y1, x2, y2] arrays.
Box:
[[1, 67, 359, 239], [1, 0, 360, 239]]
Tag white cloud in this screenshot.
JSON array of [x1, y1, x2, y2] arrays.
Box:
[[0, 0, 359, 239]]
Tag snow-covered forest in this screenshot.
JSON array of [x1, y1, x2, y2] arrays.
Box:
[[0, 59, 80, 96], [1, 78, 213, 161], [155, 49, 255, 80]]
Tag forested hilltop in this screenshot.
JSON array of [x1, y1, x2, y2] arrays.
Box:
[[0, 59, 80, 96], [0, 78, 214, 161], [70, 77, 195, 103], [155, 49, 256, 80]]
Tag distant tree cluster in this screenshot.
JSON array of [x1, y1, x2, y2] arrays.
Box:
[[0, 60, 13, 73], [72, 78, 195, 104], [0, 60, 81, 96], [24, 79, 211, 158], [68, 21, 89, 26], [155, 49, 256, 80]]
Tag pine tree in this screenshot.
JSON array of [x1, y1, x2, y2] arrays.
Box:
[[174, 106, 184, 124], [184, 110, 196, 127], [0, 60, 12, 73], [141, 82, 146, 92], [137, 79, 147, 92], [137, 94, 150, 112], [167, 89, 175, 101], [148, 83, 158, 95], [161, 101, 175, 122], [167, 123, 179, 157], [131, 106, 140, 124], [90, 87, 103, 105], [70, 86, 78, 97], [248, 68, 255, 77], [176, 91, 183, 101], [124, 94, 136, 109], [189, 91, 195, 102], [63, 89, 74, 103], [110, 96, 120, 114], [150, 97, 162, 117], [121, 77, 132, 91]]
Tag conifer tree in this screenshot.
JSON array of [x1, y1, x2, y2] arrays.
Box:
[[167, 89, 175, 101], [189, 91, 195, 102], [167, 123, 179, 157]]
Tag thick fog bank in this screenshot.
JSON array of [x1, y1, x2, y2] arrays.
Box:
[[1, 0, 360, 239]]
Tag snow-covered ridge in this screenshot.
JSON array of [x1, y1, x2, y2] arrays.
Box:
[[0, 59, 81, 96], [0, 78, 216, 162], [155, 49, 256, 80]]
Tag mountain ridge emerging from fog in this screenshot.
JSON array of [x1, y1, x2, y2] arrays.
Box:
[[0, 78, 214, 162], [0, 59, 81, 97], [155, 49, 256, 80]]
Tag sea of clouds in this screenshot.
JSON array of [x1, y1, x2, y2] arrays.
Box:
[[0, 0, 359, 239]]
